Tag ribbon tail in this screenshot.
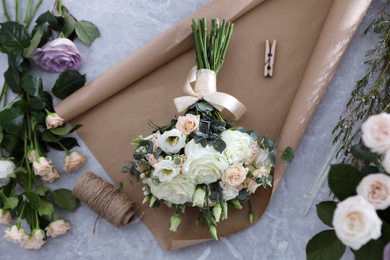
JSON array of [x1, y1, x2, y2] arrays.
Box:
[[204, 92, 247, 120]]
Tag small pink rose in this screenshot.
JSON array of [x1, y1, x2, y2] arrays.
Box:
[[63, 151, 87, 172], [244, 144, 260, 166], [175, 114, 200, 135], [3, 225, 28, 244], [41, 168, 60, 184], [21, 229, 45, 250], [362, 113, 390, 154], [357, 173, 390, 210], [221, 164, 247, 188], [33, 157, 52, 176], [45, 219, 70, 238], [0, 209, 12, 225], [45, 113, 64, 129]]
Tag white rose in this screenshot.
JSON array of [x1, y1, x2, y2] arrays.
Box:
[[244, 144, 260, 166], [361, 113, 390, 154], [3, 225, 28, 244], [0, 209, 12, 225], [383, 150, 390, 174], [356, 173, 390, 210], [45, 219, 70, 238], [21, 229, 45, 250], [245, 178, 262, 193], [148, 174, 195, 205], [182, 140, 229, 184], [152, 159, 181, 182], [254, 148, 272, 167], [156, 129, 186, 154], [221, 130, 255, 164], [332, 195, 382, 250], [0, 160, 15, 181], [220, 184, 239, 201]]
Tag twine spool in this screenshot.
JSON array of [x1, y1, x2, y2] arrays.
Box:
[[73, 172, 135, 227]]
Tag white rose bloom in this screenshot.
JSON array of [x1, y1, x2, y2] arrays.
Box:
[[148, 174, 195, 205], [152, 159, 181, 182], [182, 140, 229, 185], [333, 195, 382, 250], [156, 129, 186, 154], [383, 150, 390, 174], [221, 130, 255, 164], [356, 173, 390, 210], [220, 184, 239, 201], [361, 113, 390, 154], [254, 148, 272, 167], [0, 160, 16, 181]]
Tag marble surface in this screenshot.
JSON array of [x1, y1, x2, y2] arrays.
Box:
[[0, 0, 386, 259]]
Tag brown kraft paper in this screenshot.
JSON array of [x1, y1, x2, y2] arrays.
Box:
[[54, 0, 372, 250]]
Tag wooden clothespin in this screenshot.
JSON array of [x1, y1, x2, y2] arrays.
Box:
[[264, 39, 276, 77]]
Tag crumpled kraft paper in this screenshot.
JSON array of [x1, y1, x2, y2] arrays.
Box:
[[54, 0, 372, 250]]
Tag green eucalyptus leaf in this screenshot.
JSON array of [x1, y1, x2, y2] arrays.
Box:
[[0, 21, 31, 53], [52, 70, 86, 99], [49, 124, 82, 136], [24, 191, 41, 209], [350, 144, 378, 162], [306, 230, 345, 260], [75, 20, 100, 45], [328, 164, 363, 201], [316, 201, 337, 227], [63, 16, 76, 37], [50, 189, 79, 211], [37, 200, 55, 217], [0, 108, 24, 134], [3, 196, 18, 210], [21, 75, 43, 97], [352, 239, 384, 260], [4, 66, 20, 93], [23, 26, 43, 57], [281, 146, 294, 163]]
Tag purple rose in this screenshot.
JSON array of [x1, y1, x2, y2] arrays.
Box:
[[384, 242, 390, 260], [31, 38, 83, 73]]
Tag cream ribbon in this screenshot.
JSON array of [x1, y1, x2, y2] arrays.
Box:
[[174, 67, 246, 120]]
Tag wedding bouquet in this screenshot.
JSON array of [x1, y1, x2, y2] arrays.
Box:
[[125, 18, 293, 239]]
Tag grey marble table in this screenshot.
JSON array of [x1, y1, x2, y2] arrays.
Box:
[[0, 0, 386, 259]]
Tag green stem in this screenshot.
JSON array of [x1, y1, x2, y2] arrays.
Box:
[[24, 0, 42, 28], [46, 131, 70, 154], [23, 0, 33, 26], [2, 0, 10, 21], [17, 200, 27, 224], [0, 82, 8, 109], [24, 117, 33, 189], [15, 0, 19, 22]]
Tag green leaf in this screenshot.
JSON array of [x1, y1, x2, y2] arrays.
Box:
[[49, 124, 82, 136], [75, 20, 100, 45], [4, 66, 20, 93], [0, 22, 31, 53], [37, 200, 54, 217], [0, 108, 24, 134], [0, 126, 3, 144], [48, 137, 80, 151], [14, 167, 29, 190], [52, 70, 86, 99], [281, 146, 294, 163], [26, 97, 45, 111], [350, 144, 378, 162], [23, 26, 43, 57], [35, 185, 50, 196], [316, 201, 337, 227], [352, 239, 384, 260], [328, 164, 363, 201], [3, 196, 18, 210], [35, 11, 64, 31], [21, 75, 43, 97], [63, 16, 76, 37], [50, 189, 79, 211], [24, 191, 41, 209], [306, 230, 346, 260], [2, 133, 21, 155]]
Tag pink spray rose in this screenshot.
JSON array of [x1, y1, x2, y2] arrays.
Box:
[[45, 113, 64, 129], [45, 219, 70, 238], [33, 157, 52, 176], [31, 38, 83, 73], [21, 229, 45, 250], [63, 151, 87, 172]]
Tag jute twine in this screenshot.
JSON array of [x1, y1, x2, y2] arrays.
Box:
[[73, 171, 136, 227]]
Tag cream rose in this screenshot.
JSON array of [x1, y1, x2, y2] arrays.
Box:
[[175, 114, 200, 135], [156, 129, 186, 154], [253, 166, 271, 178], [21, 229, 45, 250], [0, 209, 12, 225], [333, 195, 382, 250], [362, 113, 390, 154], [45, 219, 70, 237], [244, 144, 260, 166], [27, 150, 37, 163], [245, 178, 262, 193], [221, 130, 255, 164], [221, 164, 247, 188], [33, 157, 52, 176], [41, 167, 60, 184], [182, 140, 229, 184], [4, 225, 28, 244], [383, 150, 390, 174], [63, 151, 87, 172], [152, 159, 181, 182], [220, 184, 239, 201], [0, 160, 15, 181], [356, 173, 390, 210], [148, 174, 195, 205], [254, 148, 272, 167], [45, 113, 64, 129]]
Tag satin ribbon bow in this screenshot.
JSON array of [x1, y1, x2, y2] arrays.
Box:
[[173, 67, 246, 120]]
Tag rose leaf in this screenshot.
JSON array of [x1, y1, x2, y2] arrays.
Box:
[[52, 70, 86, 99], [0, 22, 31, 53], [328, 164, 363, 201], [316, 201, 337, 227], [75, 20, 100, 46], [306, 230, 345, 260]]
